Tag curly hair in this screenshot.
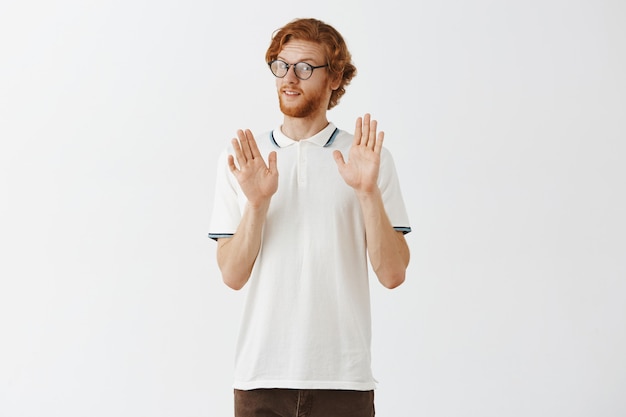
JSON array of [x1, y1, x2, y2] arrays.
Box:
[[265, 18, 357, 110]]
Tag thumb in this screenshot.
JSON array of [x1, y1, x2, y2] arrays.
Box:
[[333, 150, 345, 167], [267, 151, 278, 173]]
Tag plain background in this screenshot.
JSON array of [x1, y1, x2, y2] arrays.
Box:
[[1, 0, 625, 416]]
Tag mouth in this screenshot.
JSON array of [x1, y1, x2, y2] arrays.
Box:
[[281, 88, 301, 97]]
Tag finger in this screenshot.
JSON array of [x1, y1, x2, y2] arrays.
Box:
[[368, 118, 378, 150], [374, 131, 384, 154], [353, 116, 363, 146], [245, 129, 261, 159], [333, 149, 346, 167], [231, 136, 246, 166], [237, 129, 254, 161], [227, 154, 239, 174], [361, 113, 371, 147], [266, 150, 278, 173]]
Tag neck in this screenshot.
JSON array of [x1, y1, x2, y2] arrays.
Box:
[[280, 113, 330, 141]]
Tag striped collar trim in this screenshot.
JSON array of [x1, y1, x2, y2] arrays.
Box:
[[270, 123, 339, 148]]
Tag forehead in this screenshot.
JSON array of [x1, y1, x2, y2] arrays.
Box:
[[278, 39, 326, 62]]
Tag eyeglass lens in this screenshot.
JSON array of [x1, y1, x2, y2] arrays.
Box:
[[270, 61, 314, 80]]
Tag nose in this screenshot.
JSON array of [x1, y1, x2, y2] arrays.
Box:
[[283, 65, 299, 82]]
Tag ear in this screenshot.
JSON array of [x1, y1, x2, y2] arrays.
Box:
[[330, 72, 343, 91]]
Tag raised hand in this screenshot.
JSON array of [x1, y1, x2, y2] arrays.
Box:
[[333, 113, 383, 194], [228, 129, 278, 207]]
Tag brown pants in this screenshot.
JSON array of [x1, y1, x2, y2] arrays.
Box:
[[234, 388, 375, 417]]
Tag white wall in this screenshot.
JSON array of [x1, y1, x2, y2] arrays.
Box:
[[1, 0, 624, 416]]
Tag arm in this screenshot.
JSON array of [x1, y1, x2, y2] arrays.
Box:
[[217, 201, 270, 290], [217, 129, 278, 290], [355, 190, 410, 289], [333, 114, 410, 289]]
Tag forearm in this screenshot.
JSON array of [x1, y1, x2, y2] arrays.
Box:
[[217, 201, 270, 290], [357, 189, 410, 289]]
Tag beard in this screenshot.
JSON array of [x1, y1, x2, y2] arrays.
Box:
[[278, 87, 327, 118]]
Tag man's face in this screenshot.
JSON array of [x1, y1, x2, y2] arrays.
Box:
[[274, 40, 338, 118]]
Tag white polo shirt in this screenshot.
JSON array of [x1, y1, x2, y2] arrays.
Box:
[[209, 122, 411, 391]]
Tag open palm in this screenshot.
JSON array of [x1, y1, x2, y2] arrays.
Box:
[[228, 129, 278, 207], [333, 114, 383, 194]]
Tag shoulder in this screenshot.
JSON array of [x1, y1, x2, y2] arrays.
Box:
[[255, 130, 276, 151], [217, 130, 276, 153], [331, 128, 395, 159], [327, 128, 352, 151]]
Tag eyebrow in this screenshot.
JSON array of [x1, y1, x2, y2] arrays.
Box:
[[276, 55, 319, 64]]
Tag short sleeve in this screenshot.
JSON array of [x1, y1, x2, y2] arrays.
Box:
[[208, 148, 243, 240], [378, 148, 412, 234]]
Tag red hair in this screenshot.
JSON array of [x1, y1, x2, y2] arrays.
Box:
[[265, 18, 357, 110]]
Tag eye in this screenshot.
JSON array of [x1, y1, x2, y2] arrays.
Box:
[[296, 63, 313, 72]]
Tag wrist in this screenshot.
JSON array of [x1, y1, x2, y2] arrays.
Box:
[[246, 198, 272, 212], [355, 187, 381, 201]]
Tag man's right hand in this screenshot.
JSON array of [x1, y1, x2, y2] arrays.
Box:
[[228, 129, 278, 208]]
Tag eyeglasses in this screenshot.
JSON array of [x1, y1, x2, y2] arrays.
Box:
[[268, 60, 328, 80]]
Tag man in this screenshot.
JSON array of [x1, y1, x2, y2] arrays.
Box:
[[209, 17, 411, 417]]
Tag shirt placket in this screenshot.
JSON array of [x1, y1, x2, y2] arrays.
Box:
[[296, 141, 308, 185]]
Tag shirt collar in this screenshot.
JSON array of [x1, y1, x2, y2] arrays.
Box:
[[271, 123, 339, 148]]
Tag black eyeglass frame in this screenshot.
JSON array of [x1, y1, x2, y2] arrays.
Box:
[[268, 59, 328, 80]]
